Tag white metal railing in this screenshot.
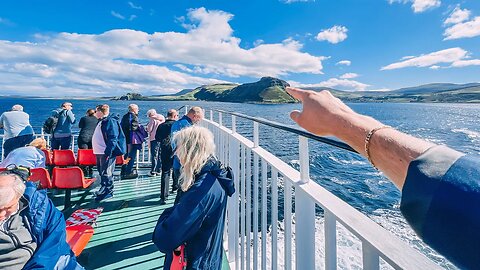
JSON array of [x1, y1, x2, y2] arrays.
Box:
[[202, 110, 441, 270]]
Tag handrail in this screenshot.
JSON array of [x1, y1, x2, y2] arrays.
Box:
[[212, 109, 358, 153]]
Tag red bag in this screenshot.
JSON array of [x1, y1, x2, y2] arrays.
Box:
[[171, 244, 187, 270]]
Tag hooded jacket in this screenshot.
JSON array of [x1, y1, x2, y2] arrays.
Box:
[[100, 114, 126, 157], [146, 114, 165, 142], [152, 157, 235, 270], [52, 109, 75, 138], [21, 182, 82, 269], [120, 112, 139, 144]]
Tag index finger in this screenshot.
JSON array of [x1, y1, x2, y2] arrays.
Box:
[[286, 87, 308, 102]]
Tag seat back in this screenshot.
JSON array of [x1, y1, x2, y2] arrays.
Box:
[[53, 167, 88, 189], [30, 168, 53, 189], [42, 149, 53, 166], [115, 155, 125, 166], [53, 150, 76, 166], [77, 149, 97, 166]]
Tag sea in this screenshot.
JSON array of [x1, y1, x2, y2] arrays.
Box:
[[1, 98, 479, 269]]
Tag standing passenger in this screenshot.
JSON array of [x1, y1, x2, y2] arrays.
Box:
[[78, 109, 98, 149], [92, 104, 126, 202], [51, 102, 75, 150], [120, 104, 142, 179], [146, 109, 165, 176], [0, 105, 34, 158], [170, 107, 204, 193], [155, 109, 178, 204], [152, 126, 235, 270]]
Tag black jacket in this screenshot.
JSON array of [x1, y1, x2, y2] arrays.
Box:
[[155, 119, 175, 158], [120, 112, 139, 144], [78, 115, 99, 144]]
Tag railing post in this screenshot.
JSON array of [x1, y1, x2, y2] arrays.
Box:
[[253, 122, 259, 147], [296, 135, 315, 269], [219, 112, 223, 126], [227, 136, 240, 270], [325, 210, 337, 270], [184, 105, 188, 115], [362, 242, 380, 270], [231, 115, 236, 134], [210, 110, 213, 121]]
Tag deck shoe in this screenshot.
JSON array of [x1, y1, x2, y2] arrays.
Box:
[[159, 199, 166, 205], [95, 191, 113, 202]]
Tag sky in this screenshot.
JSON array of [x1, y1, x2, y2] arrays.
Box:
[[0, 0, 479, 97]]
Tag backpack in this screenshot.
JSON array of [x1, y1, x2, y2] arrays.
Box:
[[43, 111, 61, 134]]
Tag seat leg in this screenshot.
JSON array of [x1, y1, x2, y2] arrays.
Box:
[[65, 189, 72, 209]]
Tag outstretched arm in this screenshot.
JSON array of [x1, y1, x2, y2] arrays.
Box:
[[286, 87, 435, 189]]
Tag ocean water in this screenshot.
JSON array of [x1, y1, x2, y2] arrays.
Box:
[[1, 98, 479, 269]]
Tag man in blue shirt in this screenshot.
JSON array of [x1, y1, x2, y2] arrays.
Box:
[[170, 107, 204, 192], [51, 102, 76, 150], [0, 105, 34, 158]]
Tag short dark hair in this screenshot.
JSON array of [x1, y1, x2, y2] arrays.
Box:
[[96, 104, 110, 114], [87, 109, 95, 116]]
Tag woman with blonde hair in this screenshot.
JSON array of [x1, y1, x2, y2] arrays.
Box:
[[152, 126, 235, 270], [0, 138, 47, 168]]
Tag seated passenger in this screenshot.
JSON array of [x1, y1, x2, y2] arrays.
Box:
[[0, 166, 84, 269], [152, 126, 235, 270], [0, 138, 47, 169]]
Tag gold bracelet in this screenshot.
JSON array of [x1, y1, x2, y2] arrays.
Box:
[[364, 126, 391, 170]]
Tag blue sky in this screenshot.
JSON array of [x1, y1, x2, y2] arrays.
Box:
[[0, 0, 479, 97]]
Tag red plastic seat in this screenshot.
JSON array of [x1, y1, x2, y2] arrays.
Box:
[[77, 149, 97, 166], [52, 167, 94, 189], [115, 155, 125, 166], [53, 150, 76, 166], [41, 149, 53, 166], [30, 168, 53, 189], [66, 224, 95, 256]]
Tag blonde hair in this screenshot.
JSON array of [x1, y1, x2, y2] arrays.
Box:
[[28, 138, 47, 150], [173, 126, 216, 191]]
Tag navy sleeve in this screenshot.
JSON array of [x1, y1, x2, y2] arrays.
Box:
[[78, 117, 85, 129], [152, 195, 206, 253], [101, 119, 119, 157], [401, 146, 480, 269]]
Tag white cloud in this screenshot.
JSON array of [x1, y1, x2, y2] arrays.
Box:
[[444, 16, 480, 40], [292, 78, 369, 91], [129, 15, 137, 21], [340, 73, 359, 79], [128, 1, 142, 10], [0, 7, 325, 97], [444, 6, 471, 25], [401, 55, 415, 60], [111, 11, 125, 20], [316, 25, 348, 44], [388, 0, 441, 13], [429, 65, 441, 69], [381, 47, 480, 70], [336, 60, 351, 66], [0, 17, 14, 26]]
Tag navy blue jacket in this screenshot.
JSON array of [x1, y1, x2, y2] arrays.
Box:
[[401, 146, 480, 269], [152, 158, 235, 270], [101, 114, 127, 157], [21, 182, 82, 269], [52, 109, 75, 137]]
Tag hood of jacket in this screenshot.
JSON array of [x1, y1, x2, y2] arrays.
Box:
[[197, 157, 235, 197], [149, 114, 165, 121]]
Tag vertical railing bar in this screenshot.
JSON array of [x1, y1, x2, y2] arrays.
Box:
[[227, 131, 239, 270], [261, 159, 268, 270], [246, 147, 252, 270], [253, 152, 259, 270], [240, 144, 246, 270], [363, 241, 380, 270], [296, 135, 315, 269], [253, 122, 259, 148], [210, 110, 213, 121], [325, 210, 337, 270], [232, 115, 236, 134], [271, 168, 278, 270], [284, 178, 292, 270], [219, 112, 223, 127]]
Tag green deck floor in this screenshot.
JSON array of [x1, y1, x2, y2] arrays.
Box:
[[50, 171, 230, 270]]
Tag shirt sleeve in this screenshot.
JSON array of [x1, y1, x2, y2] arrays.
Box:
[[400, 145, 480, 269]]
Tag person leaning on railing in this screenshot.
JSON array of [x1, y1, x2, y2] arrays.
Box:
[[286, 87, 480, 269]]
